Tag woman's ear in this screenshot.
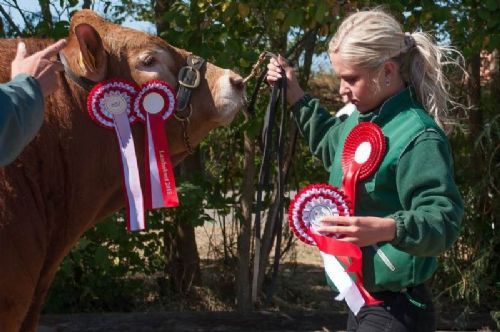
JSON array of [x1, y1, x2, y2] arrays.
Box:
[[383, 60, 398, 80]]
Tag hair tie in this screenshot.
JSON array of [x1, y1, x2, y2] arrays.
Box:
[[404, 32, 416, 51]]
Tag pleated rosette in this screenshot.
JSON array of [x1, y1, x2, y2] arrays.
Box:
[[288, 183, 350, 245], [87, 79, 145, 231], [341, 122, 386, 214], [288, 183, 380, 315], [133, 80, 179, 211]]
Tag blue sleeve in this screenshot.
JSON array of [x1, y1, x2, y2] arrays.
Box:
[[0, 74, 44, 166]]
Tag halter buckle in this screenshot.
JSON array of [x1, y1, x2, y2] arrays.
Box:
[[178, 66, 201, 89]]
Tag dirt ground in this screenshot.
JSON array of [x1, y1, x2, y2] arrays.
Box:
[[38, 220, 497, 331]]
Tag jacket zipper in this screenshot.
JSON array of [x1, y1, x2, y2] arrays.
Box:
[[372, 244, 396, 271]]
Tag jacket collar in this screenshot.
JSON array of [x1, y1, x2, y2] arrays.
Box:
[[358, 86, 422, 124]]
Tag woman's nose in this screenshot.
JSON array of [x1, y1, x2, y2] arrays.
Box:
[[339, 80, 348, 95]]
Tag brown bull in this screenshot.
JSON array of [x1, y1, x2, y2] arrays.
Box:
[[0, 10, 245, 332]]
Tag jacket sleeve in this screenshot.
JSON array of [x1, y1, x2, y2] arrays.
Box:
[[0, 74, 44, 166], [390, 130, 464, 256], [290, 95, 345, 170]]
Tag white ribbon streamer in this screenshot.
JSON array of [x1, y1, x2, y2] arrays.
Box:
[[113, 112, 145, 231], [320, 251, 365, 315]]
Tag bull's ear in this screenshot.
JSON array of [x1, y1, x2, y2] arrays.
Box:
[[74, 23, 107, 79]]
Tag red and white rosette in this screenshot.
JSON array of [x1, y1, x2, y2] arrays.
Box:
[[87, 79, 145, 232], [288, 183, 380, 315], [341, 122, 386, 214], [133, 80, 179, 211], [288, 183, 350, 245]]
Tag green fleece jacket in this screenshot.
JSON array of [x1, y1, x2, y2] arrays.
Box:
[[291, 87, 463, 292], [0, 74, 44, 166]]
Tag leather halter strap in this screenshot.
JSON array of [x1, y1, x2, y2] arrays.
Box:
[[59, 50, 203, 155], [176, 54, 205, 113]]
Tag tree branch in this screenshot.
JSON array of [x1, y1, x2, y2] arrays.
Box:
[[0, 4, 22, 36]]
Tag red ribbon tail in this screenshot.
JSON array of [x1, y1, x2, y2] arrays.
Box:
[[148, 114, 179, 208], [342, 162, 361, 215]]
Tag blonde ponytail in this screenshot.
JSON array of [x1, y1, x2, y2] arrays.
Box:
[[329, 8, 465, 132]]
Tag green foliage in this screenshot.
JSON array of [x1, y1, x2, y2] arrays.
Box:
[[4, 0, 497, 315], [44, 211, 165, 312]]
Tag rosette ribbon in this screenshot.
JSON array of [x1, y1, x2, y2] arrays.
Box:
[[87, 79, 145, 231], [288, 184, 380, 315], [134, 80, 179, 212], [341, 122, 386, 214]]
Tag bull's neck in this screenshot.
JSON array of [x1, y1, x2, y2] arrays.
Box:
[[43, 80, 146, 235]]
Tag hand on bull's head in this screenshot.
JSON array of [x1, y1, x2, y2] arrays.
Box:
[[62, 10, 246, 162], [11, 39, 67, 97]]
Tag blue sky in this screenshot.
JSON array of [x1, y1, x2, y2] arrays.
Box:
[[7, 0, 155, 33]]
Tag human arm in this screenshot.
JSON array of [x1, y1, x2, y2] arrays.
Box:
[[0, 39, 67, 166], [267, 56, 346, 169], [389, 130, 463, 256], [316, 131, 463, 255], [0, 74, 44, 166]]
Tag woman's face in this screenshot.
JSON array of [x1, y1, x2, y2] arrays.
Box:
[[330, 53, 389, 113]]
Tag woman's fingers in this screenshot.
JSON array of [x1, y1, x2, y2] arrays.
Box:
[[266, 57, 283, 84]]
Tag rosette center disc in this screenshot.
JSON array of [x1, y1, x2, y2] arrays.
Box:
[[354, 141, 371, 164], [144, 92, 165, 114], [105, 94, 127, 115]]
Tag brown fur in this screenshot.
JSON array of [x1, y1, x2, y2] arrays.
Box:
[[0, 10, 244, 332]]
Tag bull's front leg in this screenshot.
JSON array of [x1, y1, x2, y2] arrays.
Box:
[[0, 225, 44, 332]]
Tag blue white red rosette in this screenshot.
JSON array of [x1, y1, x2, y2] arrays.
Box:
[[133, 80, 179, 212], [87, 79, 145, 232]]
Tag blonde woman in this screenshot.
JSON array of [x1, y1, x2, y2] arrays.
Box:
[[267, 8, 464, 332]]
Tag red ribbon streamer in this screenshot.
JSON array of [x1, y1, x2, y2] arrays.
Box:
[[308, 230, 381, 306], [145, 112, 179, 210]]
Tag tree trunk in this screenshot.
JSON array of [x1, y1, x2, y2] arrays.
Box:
[[0, 16, 4, 37], [163, 151, 203, 293], [39, 0, 52, 29], [82, 0, 92, 9], [236, 129, 255, 311], [163, 217, 202, 293], [488, 49, 499, 103], [154, 0, 174, 36]]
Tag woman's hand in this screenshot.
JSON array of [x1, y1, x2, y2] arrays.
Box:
[[316, 215, 397, 247], [266, 55, 305, 106]]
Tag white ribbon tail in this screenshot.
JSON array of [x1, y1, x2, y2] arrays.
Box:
[[114, 113, 145, 231], [147, 118, 164, 209], [320, 251, 365, 315]]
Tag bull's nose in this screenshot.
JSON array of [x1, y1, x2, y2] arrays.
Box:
[[230, 76, 245, 91]]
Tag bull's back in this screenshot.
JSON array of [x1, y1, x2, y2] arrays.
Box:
[[0, 39, 55, 83]]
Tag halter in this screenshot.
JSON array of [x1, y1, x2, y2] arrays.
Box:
[[59, 51, 205, 155]]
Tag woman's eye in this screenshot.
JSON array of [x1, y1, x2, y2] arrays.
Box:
[[142, 55, 156, 66], [344, 76, 357, 84]]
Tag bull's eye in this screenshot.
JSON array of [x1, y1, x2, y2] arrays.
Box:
[[141, 55, 156, 67]]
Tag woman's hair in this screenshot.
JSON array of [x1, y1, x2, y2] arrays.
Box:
[[328, 8, 465, 131]]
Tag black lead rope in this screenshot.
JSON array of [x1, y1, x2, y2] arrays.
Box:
[[251, 68, 287, 303]]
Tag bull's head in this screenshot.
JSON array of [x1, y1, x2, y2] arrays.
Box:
[[61, 10, 245, 165]]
